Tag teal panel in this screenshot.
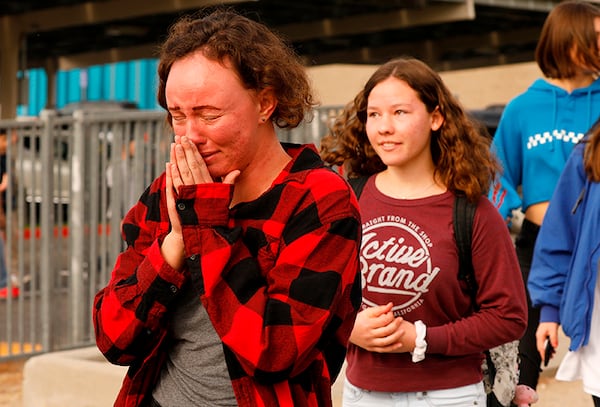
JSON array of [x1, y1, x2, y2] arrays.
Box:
[[67, 69, 81, 104], [26, 57, 163, 115], [56, 70, 68, 108], [127, 61, 137, 102], [87, 65, 104, 101], [114, 62, 128, 100], [27, 69, 47, 116], [140, 59, 160, 110], [138, 60, 148, 109]]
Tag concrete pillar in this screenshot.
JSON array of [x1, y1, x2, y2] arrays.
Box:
[[0, 16, 21, 119]]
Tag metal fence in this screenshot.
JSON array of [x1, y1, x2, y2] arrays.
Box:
[[0, 105, 343, 361]]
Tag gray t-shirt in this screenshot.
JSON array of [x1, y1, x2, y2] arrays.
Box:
[[152, 282, 237, 406]]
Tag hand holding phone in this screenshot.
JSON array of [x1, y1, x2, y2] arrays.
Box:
[[543, 336, 555, 367]]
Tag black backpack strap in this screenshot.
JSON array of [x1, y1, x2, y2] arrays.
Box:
[[453, 193, 478, 308], [454, 194, 501, 400], [348, 176, 369, 199]]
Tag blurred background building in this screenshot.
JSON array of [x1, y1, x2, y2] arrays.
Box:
[[1, 0, 595, 118]]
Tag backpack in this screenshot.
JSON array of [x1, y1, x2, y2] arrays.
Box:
[[348, 176, 519, 407]]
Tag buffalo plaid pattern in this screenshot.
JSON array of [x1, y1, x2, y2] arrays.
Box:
[[93, 144, 362, 407]]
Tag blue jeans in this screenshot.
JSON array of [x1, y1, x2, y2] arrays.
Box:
[[342, 378, 486, 407]]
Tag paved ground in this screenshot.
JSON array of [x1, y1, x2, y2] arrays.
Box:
[[0, 358, 25, 407], [331, 329, 593, 406], [0, 329, 594, 407], [331, 365, 592, 407]]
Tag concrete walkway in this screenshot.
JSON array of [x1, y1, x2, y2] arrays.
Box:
[[331, 363, 591, 407], [331, 329, 593, 406], [1, 328, 593, 407]]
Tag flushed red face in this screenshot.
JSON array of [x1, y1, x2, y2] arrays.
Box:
[[165, 51, 264, 179], [365, 77, 442, 171]]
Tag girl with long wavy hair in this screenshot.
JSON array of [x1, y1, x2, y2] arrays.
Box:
[[321, 57, 527, 407]]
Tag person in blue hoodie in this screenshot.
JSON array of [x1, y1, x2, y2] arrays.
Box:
[[528, 117, 600, 406], [488, 0, 600, 392]]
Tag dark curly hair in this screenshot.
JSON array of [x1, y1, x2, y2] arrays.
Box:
[[320, 57, 500, 203], [157, 8, 318, 129]]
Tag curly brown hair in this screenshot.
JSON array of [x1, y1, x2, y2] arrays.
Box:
[[156, 8, 318, 129], [320, 57, 500, 203]]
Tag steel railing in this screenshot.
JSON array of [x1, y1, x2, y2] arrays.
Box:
[[0, 105, 342, 360]]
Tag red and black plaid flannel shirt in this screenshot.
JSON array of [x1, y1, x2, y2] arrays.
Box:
[[93, 144, 361, 407]]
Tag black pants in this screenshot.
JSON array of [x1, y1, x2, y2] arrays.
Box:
[[594, 395, 600, 407], [515, 218, 542, 389]]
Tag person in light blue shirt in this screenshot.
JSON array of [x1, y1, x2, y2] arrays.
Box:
[[488, 0, 600, 392], [529, 119, 600, 407]]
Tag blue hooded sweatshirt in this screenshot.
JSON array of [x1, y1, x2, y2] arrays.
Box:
[[488, 77, 600, 221], [528, 138, 600, 351]]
